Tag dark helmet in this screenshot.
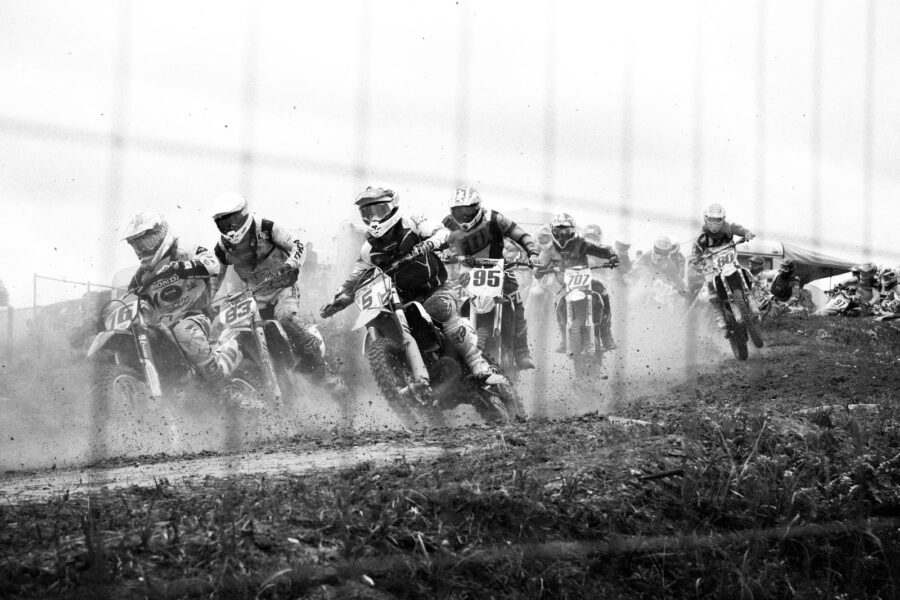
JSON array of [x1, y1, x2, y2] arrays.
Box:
[[749, 256, 765, 271], [780, 259, 795, 273]]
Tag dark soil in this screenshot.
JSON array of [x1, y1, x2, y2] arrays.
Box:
[[2, 316, 900, 599]]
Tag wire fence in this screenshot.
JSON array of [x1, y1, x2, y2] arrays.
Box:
[[1, 2, 895, 464]]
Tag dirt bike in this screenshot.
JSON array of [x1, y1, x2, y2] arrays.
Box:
[[349, 251, 522, 426], [814, 287, 862, 317], [690, 237, 764, 360], [538, 263, 617, 374], [454, 256, 533, 374], [209, 272, 299, 405]]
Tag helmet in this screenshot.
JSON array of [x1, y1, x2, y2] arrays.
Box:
[[651, 236, 675, 264], [550, 213, 577, 249], [703, 203, 726, 234], [749, 256, 765, 273], [780, 259, 795, 273], [857, 262, 878, 282], [448, 186, 484, 231], [212, 192, 253, 246], [584, 224, 603, 243], [122, 212, 174, 269], [355, 186, 401, 238], [537, 226, 553, 250], [880, 268, 897, 289]]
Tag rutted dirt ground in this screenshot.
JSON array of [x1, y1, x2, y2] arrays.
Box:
[[2, 315, 900, 598]]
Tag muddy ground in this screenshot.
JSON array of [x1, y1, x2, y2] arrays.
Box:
[[1, 314, 900, 598]]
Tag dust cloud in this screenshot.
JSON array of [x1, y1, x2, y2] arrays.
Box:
[[1, 237, 733, 473]]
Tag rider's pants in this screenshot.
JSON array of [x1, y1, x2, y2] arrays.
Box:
[[261, 286, 331, 377], [172, 314, 241, 383], [422, 286, 491, 377]]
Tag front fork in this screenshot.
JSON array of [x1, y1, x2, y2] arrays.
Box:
[[131, 315, 163, 398], [390, 291, 430, 387], [252, 312, 282, 402]]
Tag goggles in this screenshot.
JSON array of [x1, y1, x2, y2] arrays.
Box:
[[359, 202, 394, 224], [214, 211, 247, 234], [451, 205, 480, 223], [705, 216, 724, 224], [128, 229, 163, 257]]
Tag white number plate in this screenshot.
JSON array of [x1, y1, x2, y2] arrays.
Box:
[[565, 268, 592, 292], [222, 297, 255, 327], [467, 266, 504, 296], [355, 275, 392, 311], [105, 301, 138, 331]]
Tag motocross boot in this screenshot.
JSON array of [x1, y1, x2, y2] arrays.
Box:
[[512, 302, 535, 369], [447, 317, 507, 385], [195, 337, 242, 383]]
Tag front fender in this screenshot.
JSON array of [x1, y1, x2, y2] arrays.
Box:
[[352, 307, 393, 331], [87, 330, 132, 358], [361, 314, 404, 356]]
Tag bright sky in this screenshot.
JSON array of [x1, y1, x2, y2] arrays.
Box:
[[1, 0, 899, 307]]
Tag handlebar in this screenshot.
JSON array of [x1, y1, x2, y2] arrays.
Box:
[[534, 263, 618, 277], [689, 236, 749, 266]]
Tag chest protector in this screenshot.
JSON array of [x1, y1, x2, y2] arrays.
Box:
[[770, 273, 795, 301], [367, 224, 447, 302], [217, 220, 288, 302], [140, 248, 212, 326], [449, 211, 505, 258]]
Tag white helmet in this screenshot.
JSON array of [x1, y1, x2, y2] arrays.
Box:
[[212, 192, 254, 246], [703, 203, 726, 234], [550, 213, 578, 249], [651, 236, 675, 264], [122, 212, 175, 270], [356, 186, 401, 238], [584, 224, 603, 243], [537, 226, 553, 250], [448, 186, 484, 231]]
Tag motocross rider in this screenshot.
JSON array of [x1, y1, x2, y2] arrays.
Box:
[[769, 259, 801, 305], [442, 186, 540, 370], [632, 236, 686, 292], [537, 213, 619, 352], [689, 203, 756, 332], [208, 192, 344, 391], [319, 186, 505, 385], [123, 212, 241, 385], [872, 268, 899, 315]]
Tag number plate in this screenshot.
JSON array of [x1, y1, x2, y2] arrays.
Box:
[[564, 268, 592, 292], [467, 265, 504, 296], [355, 274, 392, 311], [104, 300, 138, 331], [222, 297, 255, 327]]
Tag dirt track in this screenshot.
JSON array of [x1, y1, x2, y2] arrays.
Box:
[[2, 316, 900, 598]]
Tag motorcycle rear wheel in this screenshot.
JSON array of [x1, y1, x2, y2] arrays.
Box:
[[366, 337, 440, 428]]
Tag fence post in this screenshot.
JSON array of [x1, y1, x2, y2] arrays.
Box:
[[5, 306, 11, 364]]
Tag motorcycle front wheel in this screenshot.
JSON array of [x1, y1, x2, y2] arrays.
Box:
[[366, 337, 440, 428], [729, 324, 750, 361], [90, 362, 164, 456]]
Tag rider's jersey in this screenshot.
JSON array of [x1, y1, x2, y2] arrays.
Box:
[[538, 237, 617, 286], [128, 239, 219, 326], [338, 214, 451, 303], [443, 209, 538, 259], [633, 251, 686, 291], [770, 272, 800, 303], [210, 218, 304, 306], [691, 221, 753, 259], [443, 209, 538, 291]]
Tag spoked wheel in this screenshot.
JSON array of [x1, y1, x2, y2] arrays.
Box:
[[91, 363, 164, 456], [366, 337, 441, 428]]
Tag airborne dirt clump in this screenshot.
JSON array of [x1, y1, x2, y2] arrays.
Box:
[[2, 317, 900, 598]]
